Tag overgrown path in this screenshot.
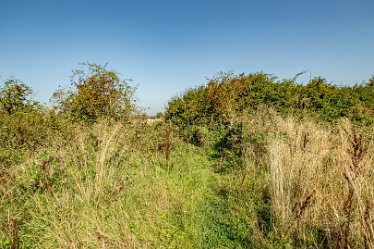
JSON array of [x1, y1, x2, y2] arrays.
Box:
[[0, 122, 253, 248]]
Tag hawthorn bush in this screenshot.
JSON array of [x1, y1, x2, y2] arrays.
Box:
[[0, 78, 40, 115], [166, 73, 374, 126], [53, 63, 136, 123]]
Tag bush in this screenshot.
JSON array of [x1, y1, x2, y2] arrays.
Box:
[[165, 73, 374, 127], [52, 62, 136, 123], [0, 78, 40, 114]]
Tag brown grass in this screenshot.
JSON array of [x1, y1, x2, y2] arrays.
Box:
[[239, 111, 374, 248]]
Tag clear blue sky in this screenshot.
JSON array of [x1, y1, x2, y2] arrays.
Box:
[[1, 0, 374, 114]]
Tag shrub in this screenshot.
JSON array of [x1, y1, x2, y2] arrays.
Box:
[[53, 62, 136, 123], [0, 78, 39, 114], [165, 73, 374, 127]]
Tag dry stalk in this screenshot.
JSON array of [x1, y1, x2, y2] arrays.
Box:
[[41, 160, 49, 190], [364, 200, 374, 249], [338, 173, 355, 249], [0, 217, 19, 249], [348, 133, 365, 175], [8, 218, 19, 249], [294, 189, 316, 243], [296, 189, 316, 221], [338, 131, 365, 249], [300, 131, 309, 152], [165, 125, 171, 163], [0, 177, 6, 185]]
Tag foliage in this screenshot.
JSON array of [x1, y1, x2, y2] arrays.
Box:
[[53, 62, 136, 123], [166, 73, 374, 126], [2, 67, 374, 248], [0, 78, 39, 114], [166, 86, 211, 126], [155, 112, 164, 119]]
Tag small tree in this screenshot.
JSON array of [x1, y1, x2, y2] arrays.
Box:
[[367, 75, 374, 87], [0, 78, 37, 114], [54, 63, 136, 123], [155, 112, 164, 119]]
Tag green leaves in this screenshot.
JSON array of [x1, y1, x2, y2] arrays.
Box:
[[166, 73, 374, 127], [53, 63, 136, 123], [0, 78, 38, 115]]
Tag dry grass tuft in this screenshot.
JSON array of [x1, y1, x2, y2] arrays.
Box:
[[238, 111, 374, 248]]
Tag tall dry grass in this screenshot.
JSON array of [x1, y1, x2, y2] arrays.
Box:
[[240, 110, 374, 248]]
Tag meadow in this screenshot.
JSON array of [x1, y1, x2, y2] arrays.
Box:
[[0, 65, 373, 248]]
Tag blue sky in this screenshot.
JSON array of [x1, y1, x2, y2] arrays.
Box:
[[1, 0, 374, 114]]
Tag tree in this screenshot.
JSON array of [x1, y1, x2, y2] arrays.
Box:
[[0, 78, 37, 114], [54, 62, 136, 122], [155, 112, 164, 119], [367, 75, 374, 87]]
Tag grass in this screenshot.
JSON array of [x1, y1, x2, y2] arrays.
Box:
[[237, 110, 374, 248], [0, 119, 222, 248], [0, 111, 374, 248]]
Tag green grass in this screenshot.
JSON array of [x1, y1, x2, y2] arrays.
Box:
[[1, 120, 249, 248], [1, 112, 374, 248]]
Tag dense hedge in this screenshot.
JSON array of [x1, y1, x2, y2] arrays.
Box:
[[166, 73, 374, 126]]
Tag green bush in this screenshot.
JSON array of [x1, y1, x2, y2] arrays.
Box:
[[166, 73, 374, 127], [0, 78, 40, 115], [52, 62, 136, 123]]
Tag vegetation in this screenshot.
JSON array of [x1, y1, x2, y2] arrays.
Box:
[[0, 66, 374, 248], [166, 72, 374, 126], [52, 62, 136, 123], [0, 78, 39, 115]]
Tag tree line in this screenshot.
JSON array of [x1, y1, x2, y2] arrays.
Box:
[[166, 72, 374, 126], [2, 64, 374, 126]]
